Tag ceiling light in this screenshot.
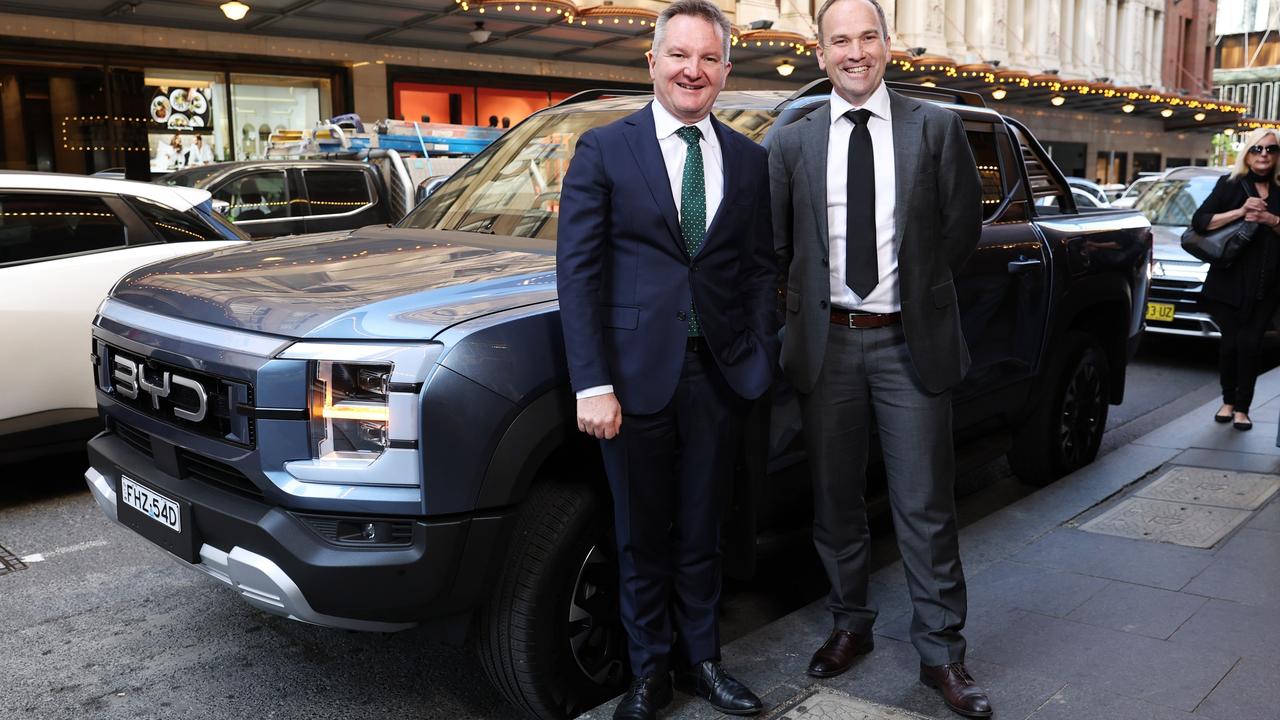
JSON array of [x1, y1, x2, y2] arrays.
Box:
[[1194, 112, 1207, 121], [220, 1, 250, 20], [776, 60, 795, 77], [1050, 94, 1065, 106], [1121, 102, 1135, 113], [919, 80, 936, 87], [1160, 107, 1174, 118], [991, 87, 1007, 100], [470, 21, 491, 43]]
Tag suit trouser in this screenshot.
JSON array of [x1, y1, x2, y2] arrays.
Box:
[[598, 345, 746, 677], [800, 321, 968, 666]]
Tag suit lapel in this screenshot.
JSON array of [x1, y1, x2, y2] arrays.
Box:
[[622, 103, 683, 251], [888, 90, 924, 251], [701, 115, 739, 253], [800, 103, 832, 250]]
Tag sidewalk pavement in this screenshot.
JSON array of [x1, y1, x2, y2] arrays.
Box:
[[586, 366, 1280, 720]]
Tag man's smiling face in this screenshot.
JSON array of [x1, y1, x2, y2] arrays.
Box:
[[647, 13, 730, 125], [817, 0, 889, 107]]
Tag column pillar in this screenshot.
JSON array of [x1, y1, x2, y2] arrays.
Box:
[[945, 0, 967, 58], [1006, 0, 1026, 67], [1060, 0, 1076, 74]]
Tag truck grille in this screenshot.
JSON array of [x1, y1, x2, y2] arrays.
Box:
[[113, 421, 263, 500]]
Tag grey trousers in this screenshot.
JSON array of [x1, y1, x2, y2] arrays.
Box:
[[799, 321, 968, 666]]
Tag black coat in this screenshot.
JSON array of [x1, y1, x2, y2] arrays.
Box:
[[1191, 174, 1280, 308]]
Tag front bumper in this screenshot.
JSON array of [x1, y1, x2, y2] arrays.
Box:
[[86, 430, 515, 631], [1146, 261, 1220, 338]]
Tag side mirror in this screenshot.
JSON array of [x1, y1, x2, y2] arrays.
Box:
[[211, 199, 231, 215]]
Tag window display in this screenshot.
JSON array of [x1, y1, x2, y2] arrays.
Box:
[[230, 74, 331, 160], [145, 70, 228, 173]]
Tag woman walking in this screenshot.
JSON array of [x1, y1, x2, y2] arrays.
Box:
[[1192, 128, 1280, 431]]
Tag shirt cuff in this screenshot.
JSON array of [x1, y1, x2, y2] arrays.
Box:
[[576, 384, 614, 400]]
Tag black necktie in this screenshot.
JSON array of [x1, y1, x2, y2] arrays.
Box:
[[844, 108, 878, 299]]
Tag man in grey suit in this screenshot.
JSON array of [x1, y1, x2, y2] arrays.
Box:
[[769, 0, 990, 717]]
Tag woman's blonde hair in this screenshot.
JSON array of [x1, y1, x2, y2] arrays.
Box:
[[1230, 127, 1280, 182]]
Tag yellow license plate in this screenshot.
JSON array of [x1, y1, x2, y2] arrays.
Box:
[[1145, 302, 1176, 322]]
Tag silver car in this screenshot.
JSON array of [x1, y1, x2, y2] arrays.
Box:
[[1139, 166, 1229, 337]]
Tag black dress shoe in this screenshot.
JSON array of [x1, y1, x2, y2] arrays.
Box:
[[1234, 415, 1253, 431], [807, 629, 874, 678], [1214, 410, 1233, 423], [673, 660, 762, 716], [919, 663, 993, 718], [613, 674, 672, 720]]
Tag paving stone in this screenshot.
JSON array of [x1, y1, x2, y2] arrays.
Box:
[[1135, 467, 1280, 510], [1135, 417, 1280, 456], [969, 611, 1236, 712], [1027, 682, 1216, 720], [1168, 599, 1280, 665], [1170, 448, 1280, 475], [764, 686, 932, 720], [1064, 581, 1207, 639], [1079, 497, 1252, 549], [1246, 502, 1280, 532], [1194, 659, 1278, 720], [1181, 553, 1280, 608], [1011, 528, 1214, 590], [1213, 527, 1280, 561]]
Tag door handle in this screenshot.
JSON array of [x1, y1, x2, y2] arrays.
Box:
[[1007, 258, 1043, 274]]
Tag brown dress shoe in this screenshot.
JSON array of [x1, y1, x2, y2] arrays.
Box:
[[806, 629, 874, 678], [919, 663, 992, 718]]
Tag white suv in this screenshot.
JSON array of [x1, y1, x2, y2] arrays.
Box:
[[0, 171, 249, 462]]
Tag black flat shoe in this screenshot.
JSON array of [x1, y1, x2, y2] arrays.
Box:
[[1214, 411, 1233, 423], [1234, 418, 1253, 431], [674, 660, 762, 716]]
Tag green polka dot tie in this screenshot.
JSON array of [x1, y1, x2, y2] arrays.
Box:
[[677, 125, 705, 337]]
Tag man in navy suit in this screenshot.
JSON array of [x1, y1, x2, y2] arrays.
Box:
[[556, 1, 777, 717]]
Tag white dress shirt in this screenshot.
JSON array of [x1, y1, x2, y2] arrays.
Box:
[[827, 82, 899, 313], [578, 100, 724, 400]]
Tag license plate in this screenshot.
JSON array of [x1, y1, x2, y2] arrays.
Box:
[[1145, 302, 1176, 322], [120, 476, 181, 533]]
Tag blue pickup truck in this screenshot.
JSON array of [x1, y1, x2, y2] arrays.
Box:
[[84, 83, 1152, 719]]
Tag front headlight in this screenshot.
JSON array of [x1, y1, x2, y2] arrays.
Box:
[[277, 342, 442, 490], [311, 360, 392, 458]]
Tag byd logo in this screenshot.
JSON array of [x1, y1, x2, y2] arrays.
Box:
[[111, 356, 209, 423]]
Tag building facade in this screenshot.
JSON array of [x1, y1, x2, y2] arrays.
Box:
[[1214, 0, 1280, 126]]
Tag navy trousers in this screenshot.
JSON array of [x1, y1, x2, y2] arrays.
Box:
[[598, 345, 745, 677]]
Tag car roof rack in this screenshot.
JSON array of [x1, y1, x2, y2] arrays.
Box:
[[554, 89, 652, 107], [778, 78, 987, 110]]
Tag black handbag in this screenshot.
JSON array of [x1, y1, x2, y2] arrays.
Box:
[[1180, 179, 1259, 266]]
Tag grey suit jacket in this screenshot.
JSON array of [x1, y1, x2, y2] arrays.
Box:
[[769, 88, 983, 395]]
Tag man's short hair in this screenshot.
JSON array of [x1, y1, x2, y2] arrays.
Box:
[[816, 0, 890, 43], [652, 0, 732, 63]]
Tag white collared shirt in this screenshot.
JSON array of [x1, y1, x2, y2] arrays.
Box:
[[827, 82, 899, 313], [652, 99, 724, 232], [576, 101, 724, 400]]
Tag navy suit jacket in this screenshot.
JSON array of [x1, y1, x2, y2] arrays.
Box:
[[556, 103, 779, 415]]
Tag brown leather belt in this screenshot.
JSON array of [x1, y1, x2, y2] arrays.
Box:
[[830, 308, 901, 329]]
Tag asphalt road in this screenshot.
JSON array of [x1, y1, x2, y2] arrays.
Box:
[[0, 334, 1261, 720]]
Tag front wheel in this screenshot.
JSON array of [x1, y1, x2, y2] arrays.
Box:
[[477, 479, 628, 719], [1008, 331, 1110, 486]]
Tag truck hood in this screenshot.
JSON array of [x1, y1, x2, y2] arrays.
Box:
[[111, 226, 557, 340]]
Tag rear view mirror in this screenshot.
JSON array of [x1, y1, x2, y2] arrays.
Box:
[[211, 199, 231, 215]]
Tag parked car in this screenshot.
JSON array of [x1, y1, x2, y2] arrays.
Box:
[[1037, 185, 1110, 210], [1137, 166, 1230, 337], [162, 160, 406, 239], [0, 171, 249, 463], [83, 83, 1151, 719], [1065, 176, 1112, 206], [1110, 172, 1164, 209]]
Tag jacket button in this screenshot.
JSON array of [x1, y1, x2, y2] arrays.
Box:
[[677, 311, 687, 321], [821, 257, 829, 267], [819, 300, 829, 309]]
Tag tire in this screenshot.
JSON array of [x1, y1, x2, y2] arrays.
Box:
[[477, 478, 628, 719], [1008, 331, 1110, 486]]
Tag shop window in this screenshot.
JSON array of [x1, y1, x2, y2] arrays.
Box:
[[128, 195, 223, 244], [302, 169, 373, 216], [215, 171, 291, 222], [144, 69, 228, 172], [478, 88, 555, 128], [395, 83, 477, 125], [0, 193, 127, 264], [231, 74, 331, 159]]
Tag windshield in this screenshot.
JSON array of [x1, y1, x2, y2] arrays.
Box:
[[161, 164, 226, 189], [1133, 176, 1222, 227], [399, 105, 778, 240]]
